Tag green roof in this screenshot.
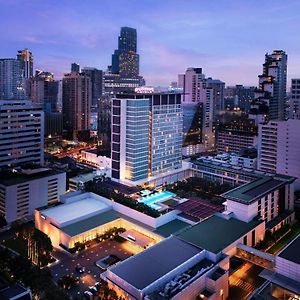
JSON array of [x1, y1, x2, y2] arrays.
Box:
[[177, 214, 263, 254], [154, 219, 191, 237], [222, 176, 284, 204], [60, 210, 120, 237]]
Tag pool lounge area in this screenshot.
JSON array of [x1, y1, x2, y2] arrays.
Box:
[[137, 190, 176, 210]]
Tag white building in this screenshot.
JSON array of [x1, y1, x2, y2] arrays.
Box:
[[0, 168, 66, 223], [0, 100, 44, 167], [111, 93, 183, 185], [80, 149, 111, 171], [258, 119, 300, 188]]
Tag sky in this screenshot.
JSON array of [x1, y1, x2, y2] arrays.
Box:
[[0, 0, 300, 87]]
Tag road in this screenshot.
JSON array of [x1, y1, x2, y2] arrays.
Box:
[[49, 238, 135, 298]]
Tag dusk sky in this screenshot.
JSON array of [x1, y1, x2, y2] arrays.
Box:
[[1, 0, 300, 86]]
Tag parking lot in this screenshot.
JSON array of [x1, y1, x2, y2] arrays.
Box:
[[49, 238, 136, 298]]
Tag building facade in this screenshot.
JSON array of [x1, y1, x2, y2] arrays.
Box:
[[0, 168, 66, 223], [111, 93, 182, 184], [258, 119, 300, 188], [288, 78, 300, 119], [62, 71, 91, 140], [0, 100, 44, 167]]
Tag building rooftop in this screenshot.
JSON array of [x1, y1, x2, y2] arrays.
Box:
[[0, 283, 31, 300], [154, 219, 191, 237], [109, 236, 202, 290], [177, 214, 262, 254], [222, 176, 285, 204], [278, 234, 300, 265], [60, 210, 119, 237], [0, 168, 64, 187], [41, 197, 110, 226]]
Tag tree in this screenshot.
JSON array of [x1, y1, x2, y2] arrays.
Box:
[[58, 275, 78, 290]]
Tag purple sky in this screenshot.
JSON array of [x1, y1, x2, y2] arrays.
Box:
[[1, 0, 300, 87]]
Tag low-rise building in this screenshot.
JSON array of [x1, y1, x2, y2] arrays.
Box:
[[0, 168, 66, 223]]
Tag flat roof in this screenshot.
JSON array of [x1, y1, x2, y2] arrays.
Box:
[[154, 219, 191, 237], [41, 197, 109, 226], [222, 177, 284, 204], [0, 284, 30, 299], [278, 234, 300, 265], [177, 214, 262, 254], [110, 236, 201, 290], [0, 168, 64, 186], [60, 210, 119, 237]]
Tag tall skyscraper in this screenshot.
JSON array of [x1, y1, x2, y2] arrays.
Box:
[[258, 119, 300, 188], [104, 27, 144, 93], [71, 63, 80, 73], [206, 77, 225, 114], [0, 100, 44, 167], [179, 68, 215, 154], [0, 58, 25, 100], [62, 71, 91, 140], [252, 50, 287, 121], [112, 27, 139, 77], [82, 67, 103, 107], [288, 79, 300, 119], [29, 70, 59, 112], [17, 49, 33, 79], [111, 93, 182, 184]]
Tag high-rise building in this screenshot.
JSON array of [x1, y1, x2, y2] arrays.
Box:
[[71, 62, 80, 73], [0, 58, 25, 100], [104, 27, 144, 93], [252, 50, 287, 121], [0, 100, 44, 167], [288, 78, 300, 119], [29, 70, 59, 112], [62, 71, 91, 140], [111, 93, 182, 184], [179, 68, 215, 155], [258, 119, 300, 187], [82, 67, 103, 107], [206, 77, 225, 114], [224, 85, 255, 111], [17, 49, 33, 79]]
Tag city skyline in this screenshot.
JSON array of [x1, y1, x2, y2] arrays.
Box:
[[1, 0, 300, 86]]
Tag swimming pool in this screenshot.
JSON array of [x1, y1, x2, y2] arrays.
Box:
[[138, 190, 176, 210]]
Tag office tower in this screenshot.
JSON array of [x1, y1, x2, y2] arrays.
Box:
[[252, 50, 287, 121], [0, 100, 44, 167], [112, 27, 139, 77], [217, 117, 258, 154], [224, 85, 256, 111], [0, 58, 25, 100], [62, 71, 91, 140], [17, 49, 33, 79], [0, 168, 66, 223], [206, 77, 225, 114], [288, 78, 300, 119], [104, 27, 144, 93], [111, 93, 182, 184], [82, 67, 103, 107], [97, 94, 111, 157], [258, 119, 300, 187], [29, 70, 59, 112], [71, 63, 80, 73], [179, 68, 215, 155]]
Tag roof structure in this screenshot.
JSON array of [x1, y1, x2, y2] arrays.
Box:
[[278, 234, 300, 265], [222, 177, 284, 204], [41, 197, 110, 226], [177, 214, 263, 254], [60, 210, 119, 237], [154, 219, 191, 237], [109, 236, 202, 290]]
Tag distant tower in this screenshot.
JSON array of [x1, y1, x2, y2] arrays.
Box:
[[17, 49, 33, 79], [71, 63, 80, 73]]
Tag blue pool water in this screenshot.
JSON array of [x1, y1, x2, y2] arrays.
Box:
[[138, 191, 176, 210]]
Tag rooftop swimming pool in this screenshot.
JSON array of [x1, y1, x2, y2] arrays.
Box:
[[137, 190, 176, 210]]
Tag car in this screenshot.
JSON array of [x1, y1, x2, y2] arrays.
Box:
[[75, 265, 85, 274], [83, 291, 93, 299], [89, 286, 97, 295]]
